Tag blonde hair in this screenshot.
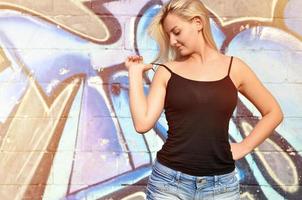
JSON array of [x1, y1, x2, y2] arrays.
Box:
[[147, 0, 218, 63]]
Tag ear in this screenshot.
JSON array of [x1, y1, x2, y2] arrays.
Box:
[[192, 16, 203, 31]]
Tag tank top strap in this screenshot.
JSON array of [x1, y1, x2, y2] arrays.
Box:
[[227, 56, 233, 76], [151, 62, 173, 74]]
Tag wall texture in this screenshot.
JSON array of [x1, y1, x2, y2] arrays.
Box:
[[0, 0, 301, 199]]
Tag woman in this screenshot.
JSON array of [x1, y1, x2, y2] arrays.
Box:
[[125, 0, 284, 199]]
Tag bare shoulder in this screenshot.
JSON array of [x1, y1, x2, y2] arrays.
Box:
[[231, 56, 258, 91], [153, 61, 175, 88]]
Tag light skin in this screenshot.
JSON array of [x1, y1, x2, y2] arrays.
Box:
[[125, 13, 284, 161]]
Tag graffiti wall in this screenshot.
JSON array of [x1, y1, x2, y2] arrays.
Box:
[[0, 0, 301, 199]]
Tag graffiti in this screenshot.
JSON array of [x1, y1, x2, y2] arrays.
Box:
[[0, 0, 301, 199]]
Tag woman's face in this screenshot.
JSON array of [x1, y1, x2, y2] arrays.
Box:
[[163, 13, 203, 57]]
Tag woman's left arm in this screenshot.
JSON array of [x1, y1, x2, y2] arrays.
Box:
[[231, 57, 284, 160]]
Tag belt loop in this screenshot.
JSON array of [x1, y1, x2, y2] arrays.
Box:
[[175, 171, 181, 182], [214, 174, 219, 187]]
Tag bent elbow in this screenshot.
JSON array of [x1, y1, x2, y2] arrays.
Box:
[[135, 128, 146, 134], [279, 112, 284, 122], [275, 109, 284, 124], [134, 125, 148, 134], [134, 120, 153, 134], [278, 107, 284, 120]]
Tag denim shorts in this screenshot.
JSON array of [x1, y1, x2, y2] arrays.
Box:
[[146, 159, 240, 200]]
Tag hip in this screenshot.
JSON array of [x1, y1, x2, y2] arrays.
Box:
[[146, 158, 240, 200]]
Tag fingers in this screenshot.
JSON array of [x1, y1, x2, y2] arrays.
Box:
[[127, 55, 143, 62]]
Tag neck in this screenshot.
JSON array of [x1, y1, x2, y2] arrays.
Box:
[[190, 44, 219, 64]]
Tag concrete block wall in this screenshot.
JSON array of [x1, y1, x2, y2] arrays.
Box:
[[0, 0, 301, 199]]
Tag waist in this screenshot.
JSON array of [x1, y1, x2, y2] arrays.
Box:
[[156, 145, 235, 176], [153, 157, 236, 181]]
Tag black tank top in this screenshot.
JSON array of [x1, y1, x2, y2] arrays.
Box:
[[152, 56, 237, 176]]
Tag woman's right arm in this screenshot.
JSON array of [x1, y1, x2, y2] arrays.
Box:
[[126, 56, 168, 134]]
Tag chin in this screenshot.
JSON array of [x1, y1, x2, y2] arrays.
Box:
[[180, 50, 191, 57]]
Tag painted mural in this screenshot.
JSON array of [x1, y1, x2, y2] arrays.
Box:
[[0, 0, 301, 199]]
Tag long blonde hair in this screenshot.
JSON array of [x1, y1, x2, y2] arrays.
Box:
[[147, 0, 218, 63]]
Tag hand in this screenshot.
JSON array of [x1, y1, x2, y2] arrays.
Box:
[[230, 142, 251, 160], [125, 55, 153, 72]]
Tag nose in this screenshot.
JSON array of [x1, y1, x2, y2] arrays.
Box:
[[169, 35, 177, 47]]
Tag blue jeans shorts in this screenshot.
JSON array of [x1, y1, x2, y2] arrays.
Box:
[[146, 159, 240, 200]]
